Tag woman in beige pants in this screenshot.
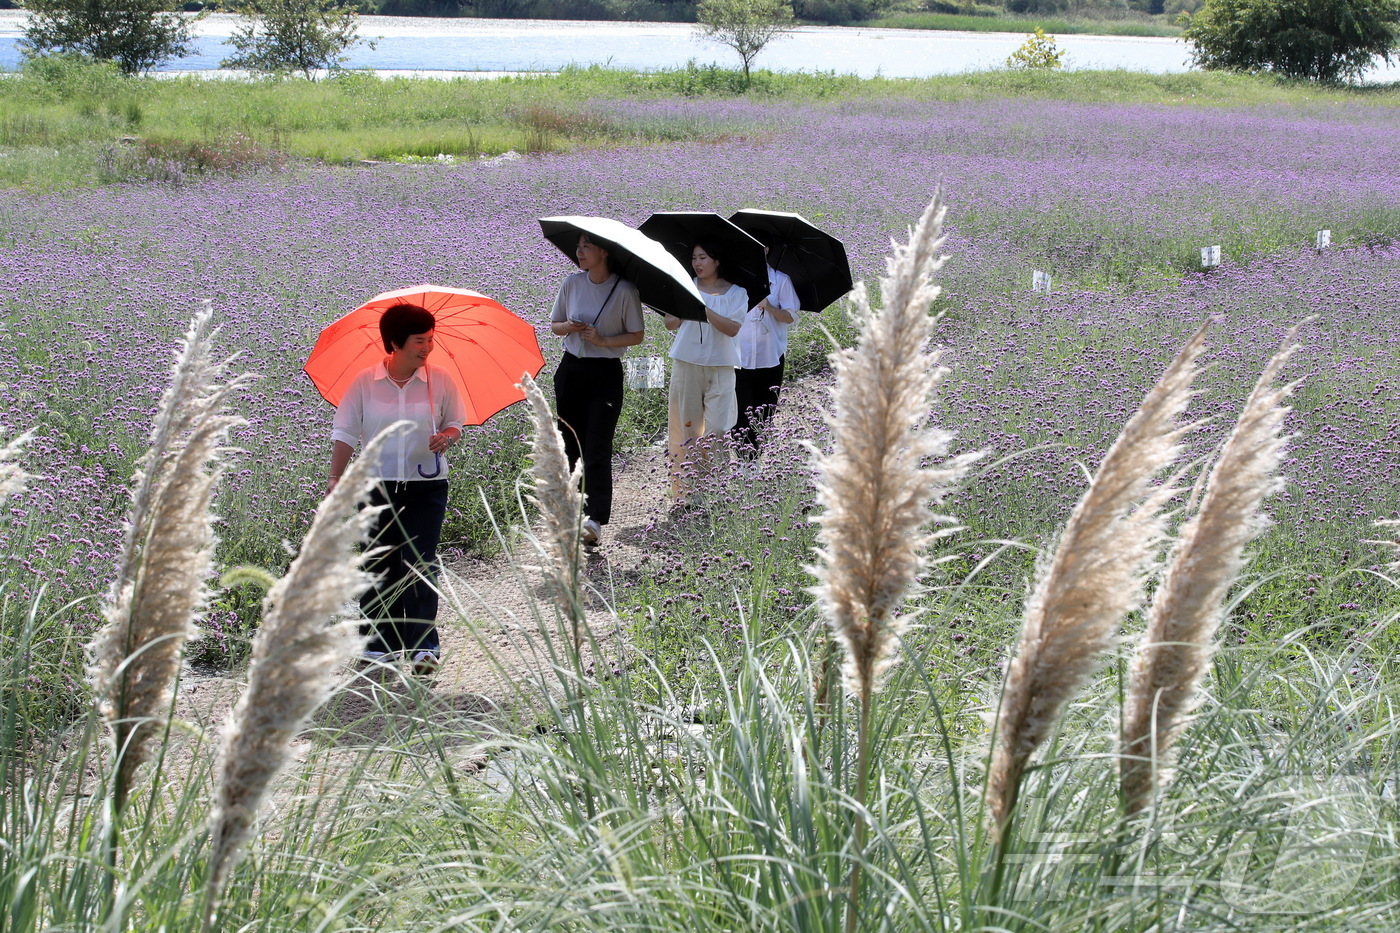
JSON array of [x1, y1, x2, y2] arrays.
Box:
[[664, 240, 749, 501]]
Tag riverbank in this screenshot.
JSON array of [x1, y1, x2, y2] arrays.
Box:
[[865, 11, 1181, 37]]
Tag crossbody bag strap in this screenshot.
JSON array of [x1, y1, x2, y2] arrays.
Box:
[[587, 277, 622, 329]]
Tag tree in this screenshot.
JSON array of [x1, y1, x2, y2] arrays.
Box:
[[695, 0, 794, 82], [1183, 0, 1400, 83], [221, 0, 371, 79], [20, 0, 197, 75]]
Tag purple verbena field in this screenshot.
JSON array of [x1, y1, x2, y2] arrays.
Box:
[[2, 95, 1398, 672]]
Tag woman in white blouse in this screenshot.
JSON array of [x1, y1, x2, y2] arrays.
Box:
[[328, 303, 467, 672], [663, 240, 747, 501], [734, 253, 799, 457]]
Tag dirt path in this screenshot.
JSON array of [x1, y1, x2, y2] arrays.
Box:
[[175, 441, 677, 745], [413, 441, 675, 705]]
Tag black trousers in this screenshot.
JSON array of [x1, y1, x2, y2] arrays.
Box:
[[360, 479, 449, 654], [734, 355, 784, 456], [553, 352, 624, 525]]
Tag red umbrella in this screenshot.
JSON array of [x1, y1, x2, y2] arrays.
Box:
[[304, 285, 544, 424]]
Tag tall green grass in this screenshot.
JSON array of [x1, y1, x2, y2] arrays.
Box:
[[4, 543, 1397, 930]]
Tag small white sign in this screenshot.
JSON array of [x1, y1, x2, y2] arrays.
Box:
[[625, 355, 666, 390], [1316, 229, 1332, 249], [1201, 245, 1222, 268], [1032, 270, 1052, 294]]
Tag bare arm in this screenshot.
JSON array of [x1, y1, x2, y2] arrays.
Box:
[[664, 313, 682, 332], [551, 320, 586, 335], [706, 307, 742, 338], [758, 299, 795, 324], [582, 328, 644, 348], [327, 440, 354, 494]]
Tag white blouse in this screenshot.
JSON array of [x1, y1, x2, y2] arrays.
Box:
[[737, 267, 800, 370], [668, 282, 749, 368], [331, 362, 468, 482]]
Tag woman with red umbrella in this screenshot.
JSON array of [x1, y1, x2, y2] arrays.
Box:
[[548, 232, 645, 547], [328, 303, 467, 673]]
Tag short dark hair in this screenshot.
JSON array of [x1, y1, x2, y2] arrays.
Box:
[[578, 233, 614, 275], [379, 303, 435, 353], [693, 239, 726, 278]]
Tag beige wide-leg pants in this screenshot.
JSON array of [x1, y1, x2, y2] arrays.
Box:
[[668, 360, 738, 500]]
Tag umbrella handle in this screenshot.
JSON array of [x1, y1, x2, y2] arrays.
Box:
[[418, 453, 442, 479]]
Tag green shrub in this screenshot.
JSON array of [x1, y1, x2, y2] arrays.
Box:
[[1183, 0, 1400, 83], [1006, 27, 1067, 68]]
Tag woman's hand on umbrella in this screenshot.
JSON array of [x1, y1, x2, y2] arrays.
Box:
[[429, 428, 461, 454]]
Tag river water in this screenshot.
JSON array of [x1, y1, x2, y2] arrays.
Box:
[[0, 12, 1396, 81], [0, 11, 1187, 77]]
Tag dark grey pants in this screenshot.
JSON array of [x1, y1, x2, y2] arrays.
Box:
[[734, 355, 785, 457], [360, 478, 449, 654], [553, 351, 624, 525]]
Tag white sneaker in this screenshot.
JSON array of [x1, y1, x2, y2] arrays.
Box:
[[581, 518, 602, 546], [412, 650, 440, 676], [362, 649, 391, 663]]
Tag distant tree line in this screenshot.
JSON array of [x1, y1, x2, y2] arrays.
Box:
[[349, 0, 1202, 24], [415, 0, 1203, 21], [364, 0, 896, 24], [15, 0, 1204, 25], [991, 0, 1201, 16], [0, 0, 1219, 25]]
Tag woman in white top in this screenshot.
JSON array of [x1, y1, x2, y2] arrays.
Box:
[[664, 240, 748, 501], [548, 233, 645, 546], [328, 303, 467, 672], [734, 256, 799, 457]]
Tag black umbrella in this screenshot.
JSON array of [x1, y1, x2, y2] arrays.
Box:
[[539, 215, 706, 321], [728, 209, 854, 313], [638, 212, 770, 310]]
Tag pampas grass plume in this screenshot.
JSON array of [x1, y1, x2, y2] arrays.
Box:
[[87, 307, 251, 811], [1120, 326, 1302, 816], [1378, 522, 1400, 575], [204, 422, 407, 925], [809, 189, 981, 933], [518, 373, 587, 649], [0, 431, 32, 505], [987, 323, 1209, 839], [810, 190, 980, 701]]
